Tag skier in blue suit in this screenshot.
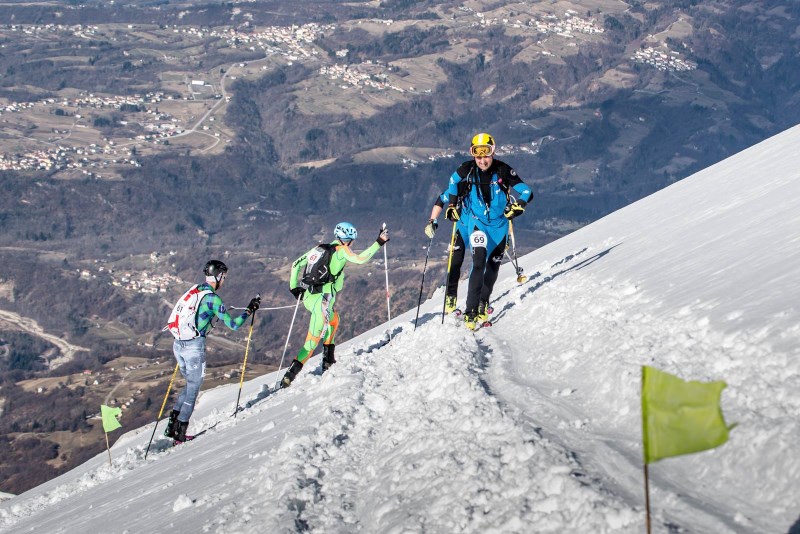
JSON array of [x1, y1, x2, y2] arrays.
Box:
[[443, 132, 533, 329]]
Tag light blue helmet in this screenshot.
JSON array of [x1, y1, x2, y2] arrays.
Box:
[[334, 222, 357, 241]]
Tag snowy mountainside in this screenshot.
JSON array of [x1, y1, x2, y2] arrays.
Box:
[[2, 125, 800, 533]]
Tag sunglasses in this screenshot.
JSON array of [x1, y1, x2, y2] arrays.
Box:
[[470, 145, 494, 158]]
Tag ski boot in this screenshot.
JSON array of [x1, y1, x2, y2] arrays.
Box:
[[173, 420, 195, 446], [444, 295, 458, 314], [164, 409, 180, 439], [322, 344, 336, 372], [463, 311, 479, 331], [477, 300, 493, 323], [281, 359, 304, 388]]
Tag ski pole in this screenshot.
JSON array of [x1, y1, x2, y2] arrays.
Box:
[[442, 221, 458, 324], [413, 234, 435, 331], [232, 305, 257, 418], [144, 362, 179, 459], [508, 220, 527, 283], [381, 222, 393, 341], [274, 294, 302, 390]]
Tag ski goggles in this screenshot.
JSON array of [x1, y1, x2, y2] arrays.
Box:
[[208, 271, 226, 284], [470, 144, 495, 158]]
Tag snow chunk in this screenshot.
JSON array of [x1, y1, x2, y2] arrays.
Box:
[[172, 494, 195, 512]]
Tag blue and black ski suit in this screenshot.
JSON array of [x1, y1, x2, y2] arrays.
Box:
[[446, 159, 532, 315]]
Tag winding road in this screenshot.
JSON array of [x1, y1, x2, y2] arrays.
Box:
[[0, 308, 89, 369]]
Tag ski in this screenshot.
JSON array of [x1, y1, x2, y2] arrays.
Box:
[[231, 384, 276, 416], [244, 385, 279, 409], [191, 421, 219, 438], [172, 421, 219, 446]]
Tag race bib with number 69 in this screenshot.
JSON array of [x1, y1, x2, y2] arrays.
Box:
[[470, 230, 487, 249]]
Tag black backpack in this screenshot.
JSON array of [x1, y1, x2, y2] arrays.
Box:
[[300, 243, 338, 293]]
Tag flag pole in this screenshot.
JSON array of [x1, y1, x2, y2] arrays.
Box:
[[643, 463, 651, 534], [105, 432, 113, 467], [641, 365, 651, 534]]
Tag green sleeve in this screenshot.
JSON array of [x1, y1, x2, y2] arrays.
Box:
[[209, 293, 249, 331], [329, 241, 382, 293], [289, 249, 313, 289], [336, 241, 381, 267]]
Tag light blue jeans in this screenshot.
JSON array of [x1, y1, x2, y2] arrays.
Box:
[[172, 337, 206, 422]]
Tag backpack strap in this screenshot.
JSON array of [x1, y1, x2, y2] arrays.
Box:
[[326, 243, 343, 284], [194, 286, 216, 334], [455, 165, 476, 205]]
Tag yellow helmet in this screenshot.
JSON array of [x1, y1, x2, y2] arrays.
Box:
[[470, 133, 495, 157]]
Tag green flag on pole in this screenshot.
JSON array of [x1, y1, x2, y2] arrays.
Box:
[[641, 365, 732, 464], [100, 405, 122, 433]]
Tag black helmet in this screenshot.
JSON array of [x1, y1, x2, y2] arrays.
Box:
[[203, 260, 228, 283]]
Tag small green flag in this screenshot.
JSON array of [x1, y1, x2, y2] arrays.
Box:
[[641, 365, 732, 464], [100, 405, 122, 433]]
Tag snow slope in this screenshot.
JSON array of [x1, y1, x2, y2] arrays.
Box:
[[2, 125, 800, 533]]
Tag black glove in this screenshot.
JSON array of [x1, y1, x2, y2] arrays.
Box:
[[290, 287, 304, 300], [424, 219, 438, 238], [377, 226, 390, 246], [503, 200, 526, 220], [444, 204, 460, 222], [246, 296, 261, 314]]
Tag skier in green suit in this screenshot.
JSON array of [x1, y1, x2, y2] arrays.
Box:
[[281, 222, 390, 388]]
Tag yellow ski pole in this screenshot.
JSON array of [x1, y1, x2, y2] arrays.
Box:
[[441, 221, 458, 323], [144, 362, 180, 459], [232, 309, 257, 417]]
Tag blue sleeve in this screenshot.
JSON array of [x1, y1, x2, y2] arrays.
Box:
[[512, 182, 533, 203], [446, 171, 462, 203]]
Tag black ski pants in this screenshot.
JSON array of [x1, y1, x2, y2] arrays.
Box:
[[446, 232, 466, 297], [465, 236, 507, 314]]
